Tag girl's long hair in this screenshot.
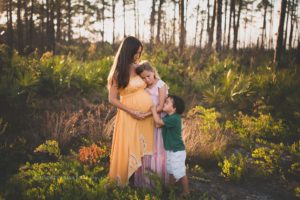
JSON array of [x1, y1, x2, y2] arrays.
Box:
[[107, 36, 143, 89]]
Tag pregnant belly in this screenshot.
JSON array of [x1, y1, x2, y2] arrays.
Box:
[[120, 90, 153, 112]]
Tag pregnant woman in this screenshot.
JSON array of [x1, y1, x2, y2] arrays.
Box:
[[107, 36, 154, 186]]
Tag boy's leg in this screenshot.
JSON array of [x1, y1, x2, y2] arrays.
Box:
[[169, 174, 176, 185], [180, 175, 190, 196]]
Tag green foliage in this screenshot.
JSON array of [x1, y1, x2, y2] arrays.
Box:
[[187, 106, 221, 133], [37, 52, 112, 96], [295, 186, 300, 198], [6, 140, 161, 200], [288, 162, 300, 179], [143, 47, 188, 96], [194, 55, 252, 115], [218, 152, 247, 182], [251, 146, 283, 176], [184, 106, 230, 162], [289, 140, 300, 156], [251, 69, 300, 139], [0, 118, 7, 135], [34, 140, 61, 160], [225, 112, 287, 147], [0, 49, 112, 100]]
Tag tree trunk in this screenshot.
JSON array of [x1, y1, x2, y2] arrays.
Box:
[[133, 0, 137, 37], [288, 0, 295, 49], [24, 0, 29, 52], [6, 0, 14, 49], [284, 0, 290, 50], [39, 0, 45, 52], [194, 3, 200, 47], [56, 0, 62, 43], [102, 0, 105, 42], [261, 4, 268, 49], [274, 0, 287, 67], [208, 0, 216, 48], [150, 0, 156, 47], [207, 0, 210, 42], [28, 0, 34, 52], [179, 0, 186, 54], [123, 0, 126, 37], [172, 0, 176, 44], [67, 0, 72, 44], [223, 0, 228, 47], [233, 0, 242, 51], [50, 0, 55, 52], [17, 0, 24, 54], [199, 19, 204, 49], [216, 0, 222, 51], [136, 0, 140, 38], [156, 0, 165, 43], [227, 0, 234, 49], [269, 0, 274, 49], [184, 0, 188, 27], [112, 0, 116, 45]]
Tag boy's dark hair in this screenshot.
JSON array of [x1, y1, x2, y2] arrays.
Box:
[[168, 95, 185, 115], [135, 61, 154, 75]]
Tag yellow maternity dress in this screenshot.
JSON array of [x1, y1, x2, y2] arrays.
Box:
[[109, 76, 154, 186]]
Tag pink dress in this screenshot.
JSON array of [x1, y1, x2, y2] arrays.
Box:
[[134, 79, 169, 187]]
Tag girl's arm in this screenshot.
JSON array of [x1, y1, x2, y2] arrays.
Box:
[[151, 106, 164, 127], [108, 78, 145, 120], [156, 85, 167, 113], [142, 84, 167, 118]]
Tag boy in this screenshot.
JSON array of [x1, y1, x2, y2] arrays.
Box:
[[151, 95, 190, 197]]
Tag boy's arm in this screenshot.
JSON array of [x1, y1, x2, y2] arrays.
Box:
[[151, 106, 164, 127]]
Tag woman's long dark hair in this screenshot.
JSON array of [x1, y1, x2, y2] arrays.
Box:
[[107, 36, 143, 89]]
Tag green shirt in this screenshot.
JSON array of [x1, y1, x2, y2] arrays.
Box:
[[162, 113, 185, 152]]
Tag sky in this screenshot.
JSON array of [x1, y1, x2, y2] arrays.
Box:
[[73, 0, 299, 48], [1, 0, 299, 48]]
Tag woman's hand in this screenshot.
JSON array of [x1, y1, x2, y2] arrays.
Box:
[[129, 110, 145, 120]]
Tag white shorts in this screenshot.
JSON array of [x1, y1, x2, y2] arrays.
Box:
[[166, 150, 186, 182]]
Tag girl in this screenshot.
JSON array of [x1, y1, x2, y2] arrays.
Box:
[[107, 37, 154, 186], [134, 61, 169, 186]]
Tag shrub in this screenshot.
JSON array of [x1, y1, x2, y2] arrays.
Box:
[[78, 144, 107, 166], [183, 106, 232, 162], [295, 186, 300, 198], [34, 140, 61, 160], [225, 112, 287, 147], [288, 162, 300, 179], [6, 141, 160, 200], [43, 101, 113, 149], [194, 56, 252, 115], [251, 146, 282, 176], [218, 152, 248, 182]]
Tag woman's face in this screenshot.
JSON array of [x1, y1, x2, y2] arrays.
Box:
[[140, 70, 156, 86], [133, 46, 142, 63]]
